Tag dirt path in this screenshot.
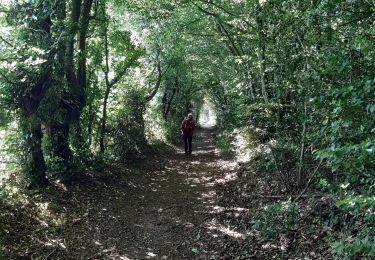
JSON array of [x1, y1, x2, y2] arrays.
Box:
[[49, 128, 240, 259]]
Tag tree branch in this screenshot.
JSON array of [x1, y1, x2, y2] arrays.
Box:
[[193, 0, 256, 31], [216, 20, 242, 56], [145, 59, 170, 102], [198, 0, 241, 18], [339, 14, 374, 27], [294, 160, 323, 202], [0, 36, 13, 47], [109, 54, 139, 87], [0, 71, 18, 85]]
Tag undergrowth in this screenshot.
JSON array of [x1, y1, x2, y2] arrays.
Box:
[[215, 126, 374, 259]]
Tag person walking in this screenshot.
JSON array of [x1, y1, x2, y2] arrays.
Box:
[[180, 113, 196, 155]]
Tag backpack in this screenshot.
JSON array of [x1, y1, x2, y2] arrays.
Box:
[[182, 120, 192, 133]]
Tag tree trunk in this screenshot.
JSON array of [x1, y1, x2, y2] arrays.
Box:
[[87, 72, 97, 149], [99, 80, 111, 154], [99, 2, 112, 154], [164, 86, 177, 119], [49, 121, 71, 167], [47, 0, 72, 169], [295, 31, 310, 186], [71, 0, 94, 146], [145, 56, 163, 102], [244, 66, 255, 99], [25, 120, 48, 188], [64, 0, 93, 150], [257, 47, 268, 103], [97, 0, 138, 154], [255, 2, 269, 103]]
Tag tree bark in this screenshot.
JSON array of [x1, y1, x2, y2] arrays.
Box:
[[99, 5, 110, 154], [244, 65, 255, 99], [19, 1, 54, 187], [48, 0, 72, 168], [145, 55, 164, 102], [24, 119, 48, 188], [65, 0, 81, 100], [257, 47, 268, 103], [72, 0, 94, 148], [77, 0, 94, 104], [60, 0, 93, 155], [255, 2, 269, 103], [87, 70, 98, 148], [164, 78, 178, 119], [295, 31, 310, 186], [98, 2, 138, 154]]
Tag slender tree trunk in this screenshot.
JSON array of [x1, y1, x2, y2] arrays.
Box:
[[72, 0, 94, 147], [65, 0, 81, 94], [257, 47, 268, 103], [77, 0, 94, 103], [99, 82, 111, 154], [246, 70, 255, 99], [296, 32, 310, 186], [99, 1, 111, 154], [24, 119, 48, 188], [164, 85, 177, 119], [97, 1, 138, 154], [145, 56, 163, 102], [64, 0, 93, 151], [256, 2, 269, 103], [297, 101, 307, 185], [87, 102, 94, 148], [87, 71, 98, 148], [48, 0, 72, 168]]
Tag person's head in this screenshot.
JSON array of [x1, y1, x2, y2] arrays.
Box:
[[188, 113, 193, 120]]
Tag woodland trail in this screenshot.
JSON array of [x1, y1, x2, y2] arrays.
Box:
[[50, 128, 240, 260]]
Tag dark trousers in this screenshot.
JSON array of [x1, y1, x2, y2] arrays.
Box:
[[183, 135, 193, 154]]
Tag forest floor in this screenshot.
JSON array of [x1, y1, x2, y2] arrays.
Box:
[[1, 127, 331, 259], [1, 128, 245, 259]]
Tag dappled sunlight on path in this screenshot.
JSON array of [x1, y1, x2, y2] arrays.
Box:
[[53, 128, 244, 259]]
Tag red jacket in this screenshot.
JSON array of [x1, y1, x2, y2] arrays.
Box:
[[180, 117, 196, 136]]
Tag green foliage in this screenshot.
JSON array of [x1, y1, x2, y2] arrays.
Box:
[[328, 195, 375, 258], [215, 130, 233, 154], [313, 80, 375, 177], [162, 119, 183, 144], [45, 156, 68, 177], [336, 196, 375, 210], [107, 90, 148, 160], [332, 236, 375, 259], [220, 96, 252, 128], [0, 109, 9, 128], [0, 0, 374, 256], [251, 200, 299, 238]]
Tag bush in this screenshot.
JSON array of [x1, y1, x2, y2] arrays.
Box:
[[251, 200, 299, 238], [215, 130, 234, 154], [327, 196, 375, 258], [107, 90, 148, 160]]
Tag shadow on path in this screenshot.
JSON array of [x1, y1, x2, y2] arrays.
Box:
[[56, 128, 242, 259]]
